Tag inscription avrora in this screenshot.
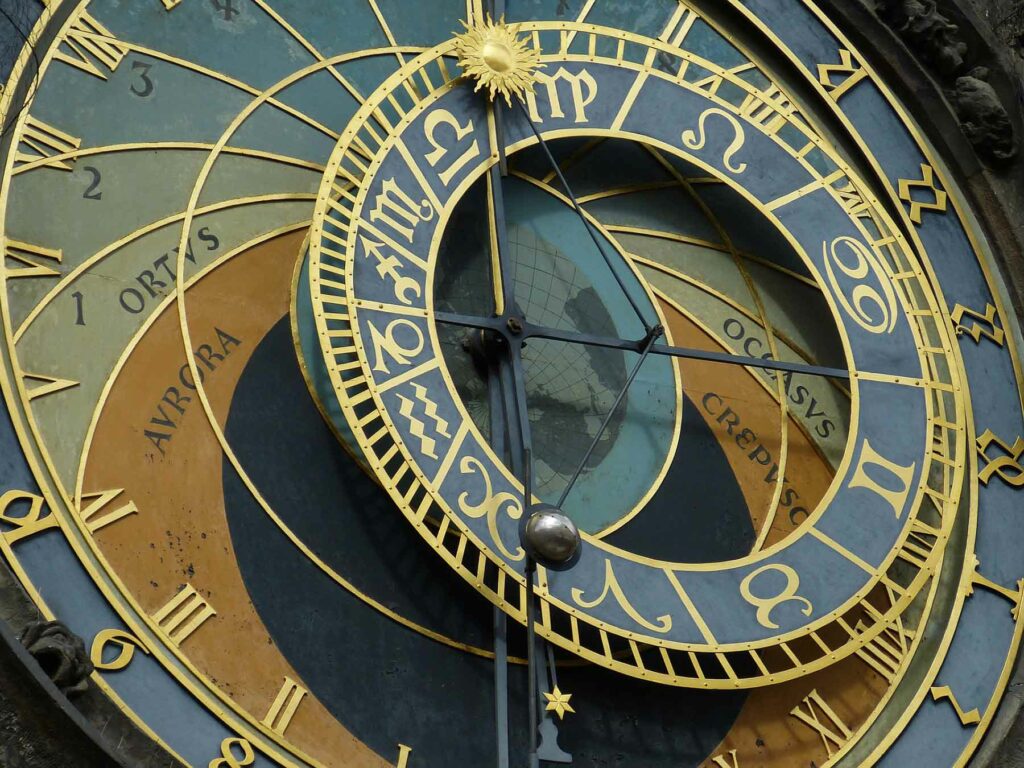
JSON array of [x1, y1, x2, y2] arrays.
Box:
[[309, 25, 962, 685]]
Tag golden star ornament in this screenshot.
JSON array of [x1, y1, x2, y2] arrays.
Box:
[[543, 687, 575, 720], [454, 15, 543, 105]]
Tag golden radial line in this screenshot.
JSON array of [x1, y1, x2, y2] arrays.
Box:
[[576, 180, 685, 204], [12, 141, 325, 175], [75, 31, 345, 141], [539, 136, 605, 184], [648, 282, 842, 475], [13, 192, 316, 343], [509, 169, 832, 382], [465, 0, 485, 25], [166, 53, 533, 739], [485, 105, 506, 315], [511, 168, 844, 477], [506, 169, 684, 540], [251, 0, 370, 105], [629, 251, 852, 400], [366, 0, 409, 67], [72, 224, 525, 670], [645, 144, 790, 553], [26, 44, 456, 766], [563, 0, 599, 47], [604, 224, 820, 289]]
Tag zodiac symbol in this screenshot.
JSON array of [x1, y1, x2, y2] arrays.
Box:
[[458, 456, 525, 561], [681, 108, 747, 174], [90, 629, 150, 672], [209, 738, 254, 768], [573, 560, 672, 633], [368, 318, 425, 374], [822, 236, 898, 335], [397, 384, 451, 459], [740, 563, 813, 630]]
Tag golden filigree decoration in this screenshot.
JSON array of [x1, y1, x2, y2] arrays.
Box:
[[454, 15, 542, 105]]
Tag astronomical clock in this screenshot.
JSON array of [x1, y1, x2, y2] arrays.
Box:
[[0, 0, 1022, 766]]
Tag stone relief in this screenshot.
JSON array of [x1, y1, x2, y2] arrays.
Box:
[[955, 66, 1018, 159], [19, 621, 94, 698], [877, 0, 1019, 162]]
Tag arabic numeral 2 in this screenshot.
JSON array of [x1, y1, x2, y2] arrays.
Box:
[[83, 167, 102, 200]]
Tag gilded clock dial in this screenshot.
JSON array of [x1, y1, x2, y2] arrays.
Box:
[[0, 2, 1019, 768]]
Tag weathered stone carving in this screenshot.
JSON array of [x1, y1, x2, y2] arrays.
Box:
[[878, 0, 969, 74], [19, 621, 93, 698], [954, 66, 1018, 159], [876, 0, 1019, 163]]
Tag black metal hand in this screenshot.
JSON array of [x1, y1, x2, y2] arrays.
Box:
[[516, 100, 653, 334], [437, 311, 851, 380], [557, 324, 664, 507]]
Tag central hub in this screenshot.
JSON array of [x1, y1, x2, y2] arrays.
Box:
[[481, 40, 514, 72]]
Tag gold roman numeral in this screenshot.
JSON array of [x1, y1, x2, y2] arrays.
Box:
[[659, 5, 697, 47], [54, 9, 128, 80], [262, 676, 307, 735], [3, 239, 62, 279], [854, 612, 914, 683], [162, 0, 183, 9], [710, 750, 740, 768], [76, 489, 139, 533], [790, 689, 852, 757], [153, 584, 216, 645], [898, 164, 948, 224], [16, 116, 82, 171], [739, 83, 795, 136], [22, 372, 80, 402]]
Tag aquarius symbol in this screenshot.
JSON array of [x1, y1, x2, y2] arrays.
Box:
[[397, 384, 451, 459]]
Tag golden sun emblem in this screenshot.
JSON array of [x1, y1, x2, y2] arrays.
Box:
[[454, 16, 543, 105]]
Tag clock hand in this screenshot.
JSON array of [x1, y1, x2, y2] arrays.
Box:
[[515, 100, 654, 334], [477, 66, 548, 768], [486, 112, 517, 318], [557, 324, 664, 507], [436, 311, 851, 380]]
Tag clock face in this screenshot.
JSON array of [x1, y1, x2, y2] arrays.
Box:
[[0, 2, 1021, 768]]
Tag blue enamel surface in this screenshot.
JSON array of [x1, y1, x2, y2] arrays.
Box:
[[815, 382, 927, 567], [735, 0, 1024, 763]]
